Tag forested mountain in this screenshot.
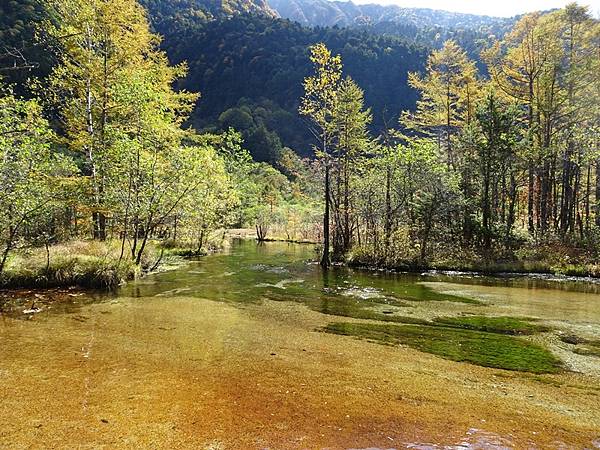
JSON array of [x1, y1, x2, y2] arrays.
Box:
[[136, 0, 520, 160], [268, 0, 511, 30], [1, 0, 427, 160], [139, 2, 427, 158], [143, 0, 276, 27], [0, 0, 54, 90], [268, 0, 516, 55]]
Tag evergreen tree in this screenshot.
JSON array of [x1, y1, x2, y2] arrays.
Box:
[[300, 43, 342, 269], [331, 76, 372, 256]]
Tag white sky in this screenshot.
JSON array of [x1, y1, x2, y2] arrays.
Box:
[[351, 0, 600, 17]]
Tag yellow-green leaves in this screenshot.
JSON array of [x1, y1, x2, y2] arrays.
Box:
[[402, 40, 479, 158], [299, 43, 342, 153], [0, 89, 77, 274]]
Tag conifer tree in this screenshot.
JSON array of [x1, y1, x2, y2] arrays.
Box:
[[300, 43, 342, 268]]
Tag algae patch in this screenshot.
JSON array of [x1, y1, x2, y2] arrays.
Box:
[[391, 283, 483, 304], [314, 297, 427, 324], [433, 316, 550, 335], [561, 335, 600, 358], [323, 322, 562, 373]]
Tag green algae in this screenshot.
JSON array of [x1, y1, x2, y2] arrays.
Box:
[[433, 316, 550, 335], [573, 346, 600, 357], [560, 335, 600, 358], [387, 283, 483, 304], [323, 322, 562, 373], [315, 299, 427, 324]]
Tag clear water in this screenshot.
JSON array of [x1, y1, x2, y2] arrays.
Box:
[[1, 239, 599, 448]]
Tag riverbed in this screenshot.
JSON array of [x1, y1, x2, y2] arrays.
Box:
[[1, 240, 599, 448]]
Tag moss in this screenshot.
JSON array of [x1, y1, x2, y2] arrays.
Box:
[[560, 335, 600, 358], [560, 335, 585, 345], [323, 322, 562, 373], [573, 346, 600, 357], [571, 339, 600, 358], [317, 301, 427, 324], [389, 284, 482, 305], [525, 375, 563, 387], [433, 316, 550, 335], [263, 290, 426, 324]]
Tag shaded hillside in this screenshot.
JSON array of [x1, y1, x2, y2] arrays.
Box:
[[268, 0, 515, 58], [144, 0, 277, 20], [0, 0, 54, 90], [144, 9, 427, 157], [268, 0, 512, 29]]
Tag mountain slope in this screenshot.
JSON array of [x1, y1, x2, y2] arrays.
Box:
[[268, 0, 515, 59], [141, 2, 427, 158], [268, 0, 512, 30], [142, 0, 277, 27]]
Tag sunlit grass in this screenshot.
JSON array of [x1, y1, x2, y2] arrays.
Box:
[[0, 240, 157, 289]]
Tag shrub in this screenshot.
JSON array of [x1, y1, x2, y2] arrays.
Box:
[[0, 240, 146, 289]]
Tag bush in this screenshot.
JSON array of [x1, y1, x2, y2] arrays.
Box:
[[0, 240, 147, 289], [159, 230, 228, 256]]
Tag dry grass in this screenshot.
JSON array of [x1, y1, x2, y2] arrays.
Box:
[[0, 240, 162, 289]]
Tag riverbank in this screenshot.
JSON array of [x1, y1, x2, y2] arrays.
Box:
[[0, 241, 140, 290], [227, 228, 319, 245], [6, 233, 597, 294], [347, 244, 600, 279], [0, 239, 215, 291], [226, 230, 600, 279]]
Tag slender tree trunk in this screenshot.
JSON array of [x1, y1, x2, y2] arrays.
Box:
[[596, 159, 600, 227], [333, 158, 342, 257], [343, 159, 350, 253], [84, 24, 107, 241], [198, 228, 205, 252], [446, 81, 452, 168], [560, 141, 573, 235], [570, 165, 581, 236], [527, 79, 535, 235], [135, 217, 154, 266], [0, 222, 18, 276], [321, 162, 331, 269], [256, 224, 268, 241], [482, 171, 491, 251], [0, 246, 10, 277], [585, 164, 591, 232], [506, 173, 517, 246], [0, 242, 12, 277], [420, 199, 436, 263], [384, 164, 392, 254], [131, 219, 138, 260]]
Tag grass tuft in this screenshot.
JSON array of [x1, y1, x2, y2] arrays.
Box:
[[0, 240, 152, 289]]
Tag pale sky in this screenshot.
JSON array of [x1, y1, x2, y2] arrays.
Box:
[[352, 0, 600, 17]]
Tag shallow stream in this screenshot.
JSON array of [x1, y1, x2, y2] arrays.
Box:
[[1, 240, 599, 448]]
